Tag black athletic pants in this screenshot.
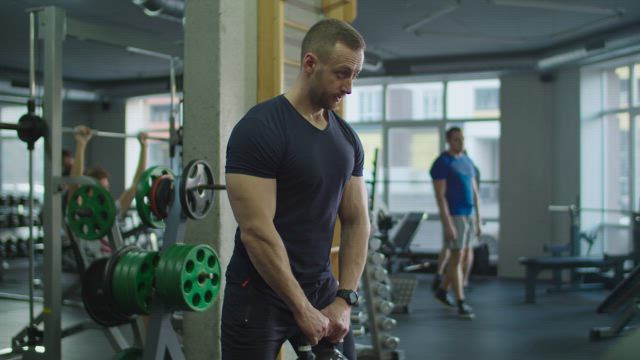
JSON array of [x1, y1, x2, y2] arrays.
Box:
[[221, 274, 355, 359]]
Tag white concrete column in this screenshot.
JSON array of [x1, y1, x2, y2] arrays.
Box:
[[182, 0, 257, 358], [498, 73, 553, 277]]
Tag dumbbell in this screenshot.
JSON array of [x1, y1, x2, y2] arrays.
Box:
[[5, 214, 16, 228], [351, 311, 367, 324], [380, 335, 400, 350], [4, 238, 17, 258], [18, 196, 29, 206], [372, 267, 389, 283], [16, 238, 29, 257], [373, 283, 391, 298], [378, 317, 397, 331], [314, 342, 348, 360], [369, 237, 381, 251], [352, 325, 366, 338], [368, 252, 385, 266], [296, 338, 348, 360], [376, 299, 394, 315]]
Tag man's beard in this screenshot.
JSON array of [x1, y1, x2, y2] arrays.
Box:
[[309, 85, 334, 110]]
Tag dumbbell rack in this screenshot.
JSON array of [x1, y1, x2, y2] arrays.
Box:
[[0, 177, 140, 359], [355, 234, 402, 360], [0, 194, 42, 279]]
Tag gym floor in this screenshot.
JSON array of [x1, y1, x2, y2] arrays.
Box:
[[0, 260, 629, 360]]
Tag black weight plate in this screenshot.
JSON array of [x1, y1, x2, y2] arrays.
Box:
[[81, 258, 131, 327], [180, 160, 215, 220]]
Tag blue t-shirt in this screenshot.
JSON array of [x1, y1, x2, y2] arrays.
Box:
[[429, 152, 476, 216], [225, 95, 364, 284]]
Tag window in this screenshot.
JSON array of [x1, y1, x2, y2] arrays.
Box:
[[387, 127, 440, 212], [347, 76, 501, 261], [125, 95, 174, 185], [635, 115, 640, 211], [447, 79, 500, 119], [635, 64, 640, 106], [603, 66, 629, 111], [474, 87, 499, 111], [150, 104, 171, 123], [345, 85, 383, 122], [352, 126, 383, 209], [582, 61, 640, 257], [386, 82, 443, 120], [603, 113, 630, 211]]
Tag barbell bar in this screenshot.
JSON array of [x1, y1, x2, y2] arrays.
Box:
[[189, 184, 227, 191], [62, 127, 170, 142]]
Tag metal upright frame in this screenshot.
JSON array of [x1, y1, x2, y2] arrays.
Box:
[[38, 7, 64, 359], [6, 6, 180, 359]]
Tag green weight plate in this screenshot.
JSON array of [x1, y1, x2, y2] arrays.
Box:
[[135, 166, 174, 229], [67, 185, 116, 240], [155, 244, 222, 311], [157, 245, 189, 306], [112, 248, 159, 315], [111, 347, 142, 360], [104, 246, 137, 314]]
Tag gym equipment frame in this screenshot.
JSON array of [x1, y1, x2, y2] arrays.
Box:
[[0, 6, 179, 359]]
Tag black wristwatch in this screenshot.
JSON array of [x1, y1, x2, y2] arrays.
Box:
[[336, 289, 359, 306]]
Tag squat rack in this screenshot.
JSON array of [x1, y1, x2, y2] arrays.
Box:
[[2, 6, 181, 359]]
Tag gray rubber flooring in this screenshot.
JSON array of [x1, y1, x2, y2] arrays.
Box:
[[0, 259, 637, 360], [388, 274, 635, 360]]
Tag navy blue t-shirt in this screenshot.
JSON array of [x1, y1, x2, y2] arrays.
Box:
[[429, 152, 476, 216], [225, 95, 364, 284]]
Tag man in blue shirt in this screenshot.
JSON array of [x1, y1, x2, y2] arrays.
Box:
[[429, 126, 481, 319]]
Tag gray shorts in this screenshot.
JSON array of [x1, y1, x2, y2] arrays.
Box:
[[443, 215, 476, 250]]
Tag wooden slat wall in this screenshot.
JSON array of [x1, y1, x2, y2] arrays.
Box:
[[283, 0, 322, 91], [258, 0, 284, 102], [259, 0, 358, 99]]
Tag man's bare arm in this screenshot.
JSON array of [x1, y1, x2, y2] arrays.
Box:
[[118, 133, 148, 216], [472, 177, 481, 235], [433, 180, 453, 228], [337, 175, 370, 291], [225, 173, 328, 345]]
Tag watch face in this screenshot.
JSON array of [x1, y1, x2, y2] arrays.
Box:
[[348, 292, 358, 304]]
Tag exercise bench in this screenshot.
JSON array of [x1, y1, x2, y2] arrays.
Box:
[[519, 255, 626, 303]]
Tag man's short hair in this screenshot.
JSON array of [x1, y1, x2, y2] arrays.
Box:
[[300, 18, 366, 63], [446, 127, 462, 140], [62, 149, 72, 158], [86, 166, 109, 181]]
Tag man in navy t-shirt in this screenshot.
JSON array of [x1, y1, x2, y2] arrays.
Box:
[[222, 19, 370, 359], [429, 126, 481, 319]]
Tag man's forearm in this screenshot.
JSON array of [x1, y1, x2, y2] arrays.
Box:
[[132, 145, 147, 186], [435, 195, 453, 228], [242, 228, 311, 315], [71, 142, 86, 177], [473, 191, 481, 223], [338, 219, 370, 290]]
